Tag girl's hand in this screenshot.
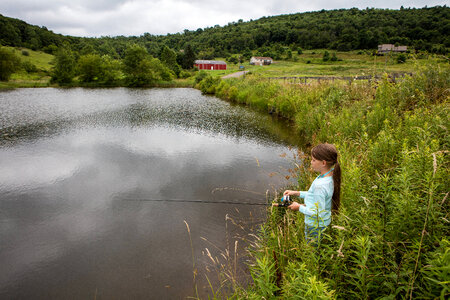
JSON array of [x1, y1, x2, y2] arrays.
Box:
[[283, 190, 300, 197], [288, 202, 304, 211]]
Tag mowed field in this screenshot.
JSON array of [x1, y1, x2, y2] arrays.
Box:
[[216, 50, 445, 78]]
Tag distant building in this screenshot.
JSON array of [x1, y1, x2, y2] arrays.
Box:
[[250, 57, 273, 66], [378, 44, 408, 54], [194, 60, 227, 70]]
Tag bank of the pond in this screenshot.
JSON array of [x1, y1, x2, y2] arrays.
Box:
[[194, 65, 449, 299], [0, 78, 195, 90]]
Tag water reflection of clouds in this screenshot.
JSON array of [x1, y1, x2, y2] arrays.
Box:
[[0, 148, 85, 191], [0, 88, 298, 298], [67, 126, 286, 169], [0, 125, 290, 195]]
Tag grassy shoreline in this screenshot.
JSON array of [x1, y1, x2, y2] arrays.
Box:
[[0, 78, 195, 90], [194, 64, 449, 299]]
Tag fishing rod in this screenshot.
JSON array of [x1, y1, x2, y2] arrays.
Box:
[[119, 195, 293, 207]]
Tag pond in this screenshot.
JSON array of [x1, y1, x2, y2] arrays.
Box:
[[0, 88, 301, 299]]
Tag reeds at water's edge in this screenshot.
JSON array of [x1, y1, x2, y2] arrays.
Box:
[[191, 64, 449, 299]]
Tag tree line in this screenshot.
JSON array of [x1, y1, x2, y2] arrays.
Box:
[[1, 6, 449, 60], [50, 43, 196, 86], [0, 43, 197, 85], [1, 6, 449, 85]]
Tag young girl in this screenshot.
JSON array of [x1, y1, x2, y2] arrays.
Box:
[[283, 143, 341, 243]]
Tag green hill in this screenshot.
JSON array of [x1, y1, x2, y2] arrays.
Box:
[[1, 6, 448, 88], [8, 46, 54, 71], [1, 6, 449, 59], [0, 46, 53, 88]]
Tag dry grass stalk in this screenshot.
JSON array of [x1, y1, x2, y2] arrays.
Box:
[[184, 220, 199, 298], [337, 240, 345, 258]]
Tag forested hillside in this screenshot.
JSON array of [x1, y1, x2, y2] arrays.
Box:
[[1, 6, 449, 59], [1, 6, 448, 87]]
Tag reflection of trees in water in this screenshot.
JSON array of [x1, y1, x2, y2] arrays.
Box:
[[119, 101, 302, 147], [0, 119, 70, 146], [0, 101, 303, 147]]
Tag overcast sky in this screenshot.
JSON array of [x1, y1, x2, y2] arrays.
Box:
[[0, 0, 448, 37]]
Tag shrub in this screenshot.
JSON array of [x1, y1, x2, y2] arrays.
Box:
[[194, 70, 208, 84], [227, 56, 239, 64], [330, 52, 338, 61], [249, 256, 279, 298], [418, 239, 450, 299], [22, 61, 38, 73], [42, 44, 58, 55], [0, 46, 21, 81], [397, 53, 407, 63], [215, 80, 230, 98], [286, 50, 293, 59], [197, 75, 221, 94], [178, 70, 192, 79], [228, 86, 238, 101], [282, 262, 335, 299]]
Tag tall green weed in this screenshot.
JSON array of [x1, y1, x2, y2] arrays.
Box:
[[196, 66, 449, 299]]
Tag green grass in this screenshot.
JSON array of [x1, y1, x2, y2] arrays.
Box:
[[0, 47, 54, 88], [8, 46, 54, 71], [203, 51, 442, 81], [247, 51, 443, 77], [194, 63, 450, 299]]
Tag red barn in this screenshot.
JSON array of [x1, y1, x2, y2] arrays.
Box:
[[194, 60, 227, 70]]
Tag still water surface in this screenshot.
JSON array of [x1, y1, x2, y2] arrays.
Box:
[[0, 88, 300, 299]]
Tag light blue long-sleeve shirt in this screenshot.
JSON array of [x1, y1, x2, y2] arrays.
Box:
[[298, 175, 334, 227]]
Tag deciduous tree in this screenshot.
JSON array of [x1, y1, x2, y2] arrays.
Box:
[[123, 44, 173, 86], [0, 46, 21, 81], [51, 46, 76, 84], [77, 54, 103, 82], [160, 45, 180, 77], [181, 44, 196, 69], [323, 50, 330, 61]]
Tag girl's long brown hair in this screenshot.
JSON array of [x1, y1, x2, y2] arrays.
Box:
[[311, 143, 341, 213]]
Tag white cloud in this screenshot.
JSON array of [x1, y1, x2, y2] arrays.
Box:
[[0, 0, 447, 37]]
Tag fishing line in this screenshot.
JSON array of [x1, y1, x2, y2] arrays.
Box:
[[120, 198, 271, 206]]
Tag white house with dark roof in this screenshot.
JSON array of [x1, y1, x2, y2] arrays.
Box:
[[250, 57, 273, 66]]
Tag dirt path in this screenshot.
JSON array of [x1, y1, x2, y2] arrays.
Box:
[[221, 71, 249, 79]]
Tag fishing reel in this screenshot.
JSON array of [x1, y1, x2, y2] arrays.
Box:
[[278, 195, 293, 207]]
